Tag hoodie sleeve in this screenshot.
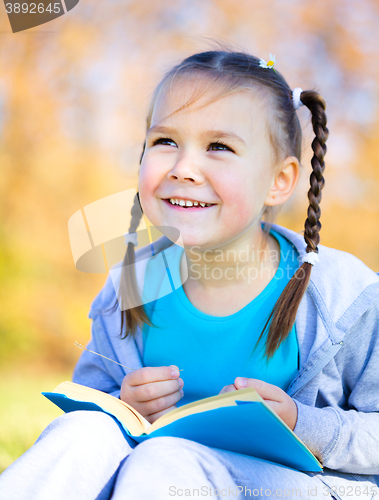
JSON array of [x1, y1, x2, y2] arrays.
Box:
[[293, 298, 379, 474], [72, 331, 122, 399], [72, 272, 144, 399]]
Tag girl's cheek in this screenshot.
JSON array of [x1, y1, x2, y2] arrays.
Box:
[[138, 166, 165, 224], [139, 163, 156, 194], [215, 174, 246, 207], [137, 172, 153, 213]]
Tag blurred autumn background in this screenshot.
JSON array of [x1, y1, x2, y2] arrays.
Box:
[[1, 0, 379, 473]]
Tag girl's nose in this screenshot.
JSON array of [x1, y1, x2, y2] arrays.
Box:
[[167, 155, 202, 183]]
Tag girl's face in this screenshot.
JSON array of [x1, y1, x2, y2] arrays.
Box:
[[139, 81, 279, 250]]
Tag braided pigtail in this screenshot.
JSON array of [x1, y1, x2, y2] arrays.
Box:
[[299, 91, 328, 254], [257, 90, 329, 359], [118, 190, 155, 339], [103, 142, 155, 339]]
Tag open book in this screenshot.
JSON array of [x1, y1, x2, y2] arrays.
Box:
[[42, 381, 322, 472]]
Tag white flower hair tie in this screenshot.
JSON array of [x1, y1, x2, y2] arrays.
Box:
[[259, 53, 276, 70], [292, 87, 304, 110], [124, 232, 138, 246], [301, 252, 319, 266]]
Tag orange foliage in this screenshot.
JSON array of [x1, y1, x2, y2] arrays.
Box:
[[0, 0, 378, 374]]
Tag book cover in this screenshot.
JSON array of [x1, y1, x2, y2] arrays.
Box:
[[42, 381, 322, 472]]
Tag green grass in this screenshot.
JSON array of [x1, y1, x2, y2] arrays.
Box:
[[0, 370, 72, 474]]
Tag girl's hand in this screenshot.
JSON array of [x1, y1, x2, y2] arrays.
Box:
[[219, 378, 298, 431], [120, 365, 184, 424]]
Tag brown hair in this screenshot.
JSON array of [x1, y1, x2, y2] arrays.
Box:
[[106, 45, 329, 359]]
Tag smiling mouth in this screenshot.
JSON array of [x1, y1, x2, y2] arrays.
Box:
[[163, 199, 217, 209]]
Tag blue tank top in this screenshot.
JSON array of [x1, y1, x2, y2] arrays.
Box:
[[142, 227, 300, 407]]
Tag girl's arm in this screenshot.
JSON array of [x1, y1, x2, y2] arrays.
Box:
[[220, 299, 379, 474], [292, 298, 379, 474]]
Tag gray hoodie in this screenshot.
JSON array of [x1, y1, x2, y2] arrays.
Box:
[[73, 222, 379, 492]]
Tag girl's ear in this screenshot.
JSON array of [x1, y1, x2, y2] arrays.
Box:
[[264, 156, 300, 206]]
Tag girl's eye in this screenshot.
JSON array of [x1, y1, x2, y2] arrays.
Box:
[[208, 141, 234, 152], [152, 137, 176, 147], [151, 137, 234, 152]]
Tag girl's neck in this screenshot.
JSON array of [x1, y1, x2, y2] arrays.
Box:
[[179, 233, 280, 317], [180, 230, 280, 291]]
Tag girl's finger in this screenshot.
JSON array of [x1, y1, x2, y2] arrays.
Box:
[[234, 378, 284, 402], [144, 389, 184, 417], [128, 365, 180, 386], [133, 379, 183, 403], [219, 384, 237, 395]]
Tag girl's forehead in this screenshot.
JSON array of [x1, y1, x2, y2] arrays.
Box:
[[150, 81, 269, 132]]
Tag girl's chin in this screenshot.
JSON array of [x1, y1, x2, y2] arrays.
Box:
[[180, 238, 215, 252], [153, 230, 205, 249], [181, 238, 206, 249], [153, 223, 217, 249]]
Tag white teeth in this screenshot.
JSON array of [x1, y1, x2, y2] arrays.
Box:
[[168, 198, 213, 207]]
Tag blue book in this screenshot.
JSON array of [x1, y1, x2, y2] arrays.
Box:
[[42, 381, 322, 472]]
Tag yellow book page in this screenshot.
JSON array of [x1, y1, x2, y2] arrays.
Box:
[[54, 381, 151, 435], [147, 387, 263, 434]]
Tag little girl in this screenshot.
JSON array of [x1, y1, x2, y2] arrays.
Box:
[[1, 47, 379, 500]]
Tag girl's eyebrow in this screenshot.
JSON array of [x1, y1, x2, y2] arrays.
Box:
[[147, 125, 247, 147]]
